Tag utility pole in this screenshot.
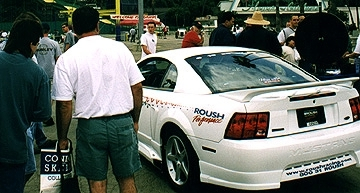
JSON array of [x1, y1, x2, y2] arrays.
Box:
[[276, 0, 281, 32], [115, 0, 121, 41], [138, 0, 144, 39], [300, 0, 305, 14]]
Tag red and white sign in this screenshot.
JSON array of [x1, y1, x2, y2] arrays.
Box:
[[110, 15, 161, 26], [110, 15, 158, 20]]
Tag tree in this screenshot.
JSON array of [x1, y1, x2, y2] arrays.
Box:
[[326, 0, 348, 23], [160, 0, 218, 27]]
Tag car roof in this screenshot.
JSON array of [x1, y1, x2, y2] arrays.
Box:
[[140, 46, 260, 61]]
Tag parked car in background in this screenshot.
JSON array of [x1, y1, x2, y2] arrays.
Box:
[[136, 46, 360, 192], [175, 28, 187, 39]]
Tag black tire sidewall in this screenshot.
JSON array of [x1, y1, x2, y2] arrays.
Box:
[[162, 129, 200, 193]]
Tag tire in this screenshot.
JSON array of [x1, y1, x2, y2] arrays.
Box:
[[162, 129, 200, 193]]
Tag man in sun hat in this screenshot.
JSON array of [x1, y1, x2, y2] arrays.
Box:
[[236, 11, 282, 56]]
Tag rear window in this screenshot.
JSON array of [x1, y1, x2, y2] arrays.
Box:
[[185, 51, 316, 93]]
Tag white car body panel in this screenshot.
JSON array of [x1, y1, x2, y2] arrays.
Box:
[[136, 46, 360, 190], [197, 120, 360, 190]]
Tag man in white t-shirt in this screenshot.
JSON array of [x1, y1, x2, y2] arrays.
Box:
[[52, 6, 144, 193], [277, 15, 299, 45], [140, 21, 157, 58]]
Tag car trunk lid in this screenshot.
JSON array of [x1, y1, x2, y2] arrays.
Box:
[[220, 78, 359, 138]]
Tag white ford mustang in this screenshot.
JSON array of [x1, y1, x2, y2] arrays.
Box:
[[136, 46, 360, 192]]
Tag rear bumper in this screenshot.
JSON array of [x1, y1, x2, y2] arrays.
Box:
[[194, 121, 360, 190]]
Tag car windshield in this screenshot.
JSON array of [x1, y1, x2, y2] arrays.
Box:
[[185, 51, 317, 93]]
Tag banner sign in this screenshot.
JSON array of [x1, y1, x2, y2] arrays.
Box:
[[110, 15, 158, 20]]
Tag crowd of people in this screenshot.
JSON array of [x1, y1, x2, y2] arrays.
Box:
[[176, 11, 359, 77], [0, 6, 143, 193], [132, 9, 359, 75], [1, 6, 360, 193]]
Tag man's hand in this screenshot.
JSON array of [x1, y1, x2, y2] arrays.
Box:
[[58, 138, 69, 150], [133, 122, 139, 133]]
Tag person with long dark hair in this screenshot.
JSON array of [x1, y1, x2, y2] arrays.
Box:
[[0, 18, 51, 193]]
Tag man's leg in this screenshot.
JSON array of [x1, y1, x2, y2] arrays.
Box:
[[25, 127, 36, 183], [32, 122, 47, 146], [77, 118, 109, 193], [88, 179, 107, 193], [108, 114, 141, 193], [118, 175, 137, 193]]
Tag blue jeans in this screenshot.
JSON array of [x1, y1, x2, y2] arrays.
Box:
[[26, 122, 48, 174], [0, 162, 26, 193]]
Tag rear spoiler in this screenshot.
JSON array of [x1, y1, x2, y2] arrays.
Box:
[[221, 77, 359, 102]]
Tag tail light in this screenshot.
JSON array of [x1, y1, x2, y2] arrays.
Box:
[[224, 112, 269, 139], [349, 97, 360, 121]]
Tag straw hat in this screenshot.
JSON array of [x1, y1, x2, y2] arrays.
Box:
[[245, 11, 270, 25]]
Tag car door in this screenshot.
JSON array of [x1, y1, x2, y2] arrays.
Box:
[[138, 58, 178, 146]]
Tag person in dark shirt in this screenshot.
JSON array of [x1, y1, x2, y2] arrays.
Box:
[[209, 11, 236, 46], [236, 11, 282, 56], [0, 18, 51, 193]]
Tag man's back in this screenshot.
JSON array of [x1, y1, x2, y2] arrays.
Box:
[[35, 37, 62, 79], [237, 26, 282, 56], [53, 35, 143, 118]]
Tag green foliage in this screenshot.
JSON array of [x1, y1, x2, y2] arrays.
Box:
[[148, 0, 219, 27], [326, 0, 349, 23]]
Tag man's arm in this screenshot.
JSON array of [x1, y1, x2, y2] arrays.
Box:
[[277, 30, 285, 45], [64, 43, 71, 52], [141, 45, 152, 55], [56, 100, 72, 149], [196, 33, 204, 46], [130, 82, 143, 133]]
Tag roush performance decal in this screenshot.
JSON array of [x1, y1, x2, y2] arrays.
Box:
[[192, 108, 225, 126]]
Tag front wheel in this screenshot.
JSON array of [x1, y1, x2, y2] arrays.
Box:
[[162, 129, 200, 193]]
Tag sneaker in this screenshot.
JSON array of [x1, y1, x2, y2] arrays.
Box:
[[38, 139, 57, 149], [43, 117, 55, 127]]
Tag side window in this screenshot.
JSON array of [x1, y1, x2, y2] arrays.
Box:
[[160, 64, 177, 89], [139, 59, 172, 88]]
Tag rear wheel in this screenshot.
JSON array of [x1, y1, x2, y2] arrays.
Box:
[[162, 129, 200, 193]]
